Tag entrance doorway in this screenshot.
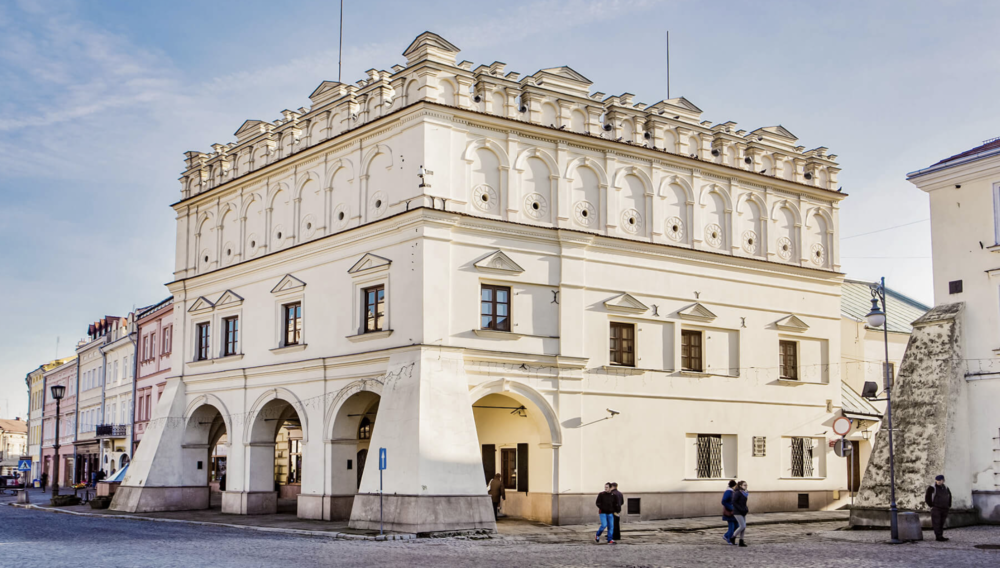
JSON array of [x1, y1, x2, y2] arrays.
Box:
[[327, 389, 381, 521], [847, 440, 861, 492], [183, 403, 228, 510], [472, 392, 551, 522]]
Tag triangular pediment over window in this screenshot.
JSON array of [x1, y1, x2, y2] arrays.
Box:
[[348, 253, 392, 274], [215, 290, 244, 308], [271, 274, 306, 294], [473, 251, 524, 274], [677, 303, 717, 322], [775, 314, 809, 332], [187, 296, 215, 313], [604, 293, 649, 314]]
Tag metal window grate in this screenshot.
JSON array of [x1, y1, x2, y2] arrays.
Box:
[[752, 436, 766, 457], [791, 438, 813, 477], [697, 434, 723, 478]]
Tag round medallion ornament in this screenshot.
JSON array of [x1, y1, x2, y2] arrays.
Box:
[[620, 209, 642, 234], [777, 237, 794, 260], [301, 215, 318, 240], [472, 184, 498, 212], [665, 216, 685, 242], [332, 204, 349, 230], [705, 223, 724, 249], [573, 201, 597, 227], [222, 241, 236, 266], [811, 243, 826, 266], [369, 192, 388, 218], [271, 225, 286, 250], [523, 193, 549, 220], [246, 233, 261, 258], [741, 230, 758, 254]]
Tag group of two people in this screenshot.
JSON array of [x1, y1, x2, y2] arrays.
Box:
[[721, 480, 751, 547], [595, 482, 624, 544]]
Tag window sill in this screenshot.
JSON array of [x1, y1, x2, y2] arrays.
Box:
[[188, 359, 213, 368], [679, 370, 740, 378], [601, 365, 670, 375], [775, 378, 826, 386], [473, 329, 522, 340], [270, 344, 307, 354], [346, 330, 393, 342], [684, 478, 734, 481], [778, 477, 826, 480], [216, 353, 244, 363]]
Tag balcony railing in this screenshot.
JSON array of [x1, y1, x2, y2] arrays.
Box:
[[95, 424, 127, 438]]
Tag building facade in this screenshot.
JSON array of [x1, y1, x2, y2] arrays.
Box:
[[838, 279, 927, 495], [114, 33, 848, 532], [0, 418, 28, 477], [41, 359, 78, 487], [75, 318, 117, 483], [134, 298, 174, 454], [907, 138, 1000, 521], [99, 314, 136, 476], [25, 359, 70, 482]]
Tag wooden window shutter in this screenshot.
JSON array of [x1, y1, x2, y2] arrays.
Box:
[[482, 444, 496, 485], [516, 443, 529, 493]]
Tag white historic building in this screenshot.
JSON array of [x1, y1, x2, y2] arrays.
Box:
[[100, 314, 136, 476], [113, 32, 849, 532], [906, 138, 1000, 522]]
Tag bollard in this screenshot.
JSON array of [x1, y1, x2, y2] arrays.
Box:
[[897, 512, 923, 542]]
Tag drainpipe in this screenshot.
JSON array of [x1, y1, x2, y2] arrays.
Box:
[[72, 354, 81, 484], [128, 314, 139, 459], [100, 334, 108, 474]]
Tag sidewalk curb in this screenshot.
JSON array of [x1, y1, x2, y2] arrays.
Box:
[[651, 514, 849, 533], [6, 503, 415, 541]]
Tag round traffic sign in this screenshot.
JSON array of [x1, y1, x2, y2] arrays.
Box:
[[832, 416, 852, 437]]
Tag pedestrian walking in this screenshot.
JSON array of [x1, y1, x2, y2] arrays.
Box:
[[595, 482, 617, 544], [611, 482, 624, 541], [488, 473, 506, 520], [925, 474, 952, 542], [721, 480, 737, 545], [732, 480, 749, 547]]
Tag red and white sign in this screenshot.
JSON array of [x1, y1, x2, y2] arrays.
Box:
[[832, 416, 852, 437]]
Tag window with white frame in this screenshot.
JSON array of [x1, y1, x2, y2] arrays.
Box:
[[686, 433, 738, 479]]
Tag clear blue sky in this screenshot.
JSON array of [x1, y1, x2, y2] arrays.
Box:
[[3, 0, 999, 417]]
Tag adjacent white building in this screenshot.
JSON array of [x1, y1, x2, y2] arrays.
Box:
[[908, 138, 1000, 522], [114, 32, 850, 532], [100, 313, 136, 476]]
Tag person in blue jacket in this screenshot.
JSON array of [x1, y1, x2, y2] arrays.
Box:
[[721, 480, 738, 545]]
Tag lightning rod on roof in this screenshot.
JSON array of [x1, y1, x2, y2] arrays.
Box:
[[666, 31, 670, 100], [338, 0, 344, 83]]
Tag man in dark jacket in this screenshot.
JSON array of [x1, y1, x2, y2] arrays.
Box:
[[488, 473, 505, 520], [595, 483, 617, 544], [611, 482, 624, 541], [925, 474, 952, 541]]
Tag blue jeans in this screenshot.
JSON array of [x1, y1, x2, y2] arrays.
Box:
[[724, 517, 738, 541], [596, 513, 615, 541]]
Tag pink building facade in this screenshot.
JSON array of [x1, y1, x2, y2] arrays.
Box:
[[134, 297, 173, 454], [41, 360, 77, 488]]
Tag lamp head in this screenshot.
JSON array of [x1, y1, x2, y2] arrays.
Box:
[[50, 384, 66, 400], [865, 297, 886, 328]]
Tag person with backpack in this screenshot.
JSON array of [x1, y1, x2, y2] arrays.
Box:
[[925, 474, 952, 542], [721, 480, 737, 545], [732, 480, 749, 547], [595, 482, 617, 545]]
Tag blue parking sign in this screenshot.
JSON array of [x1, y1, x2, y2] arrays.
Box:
[[379, 447, 386, 470]]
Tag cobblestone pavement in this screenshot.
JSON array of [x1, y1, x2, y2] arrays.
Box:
[[3, 504, 1000, 567]]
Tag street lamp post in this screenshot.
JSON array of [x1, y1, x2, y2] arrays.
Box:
[[865, 276, 900, 544], [50, 384, 66, 500]]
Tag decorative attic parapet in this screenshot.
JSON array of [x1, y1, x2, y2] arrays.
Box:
[[177, 30, 842, 201]]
